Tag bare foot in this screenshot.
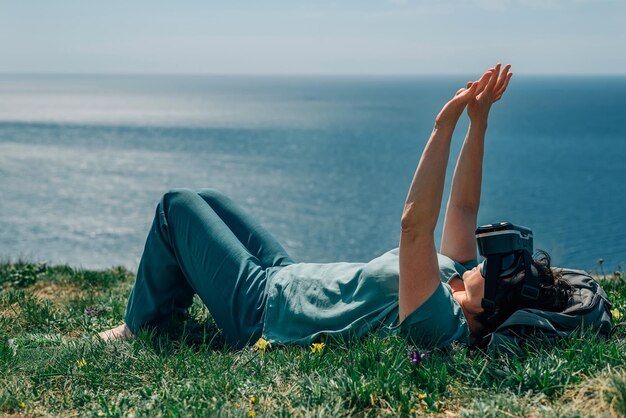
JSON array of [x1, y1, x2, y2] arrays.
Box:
[[97, 323, 134, 342]]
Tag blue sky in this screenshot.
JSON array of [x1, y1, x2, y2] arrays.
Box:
[[1, 0, 624, 75]]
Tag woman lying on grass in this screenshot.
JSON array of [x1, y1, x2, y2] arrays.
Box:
[[99, 64, 570, 349]]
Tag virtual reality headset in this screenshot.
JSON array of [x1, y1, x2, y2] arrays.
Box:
[[475, 222, 542, 312]]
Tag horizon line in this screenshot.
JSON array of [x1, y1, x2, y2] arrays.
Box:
[[1, 71, 626, 78]]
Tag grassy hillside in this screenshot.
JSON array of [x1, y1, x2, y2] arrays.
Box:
[[1, 262, 625, 417]]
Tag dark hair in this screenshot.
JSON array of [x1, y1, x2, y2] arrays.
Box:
[[472, 250, 572, 345]]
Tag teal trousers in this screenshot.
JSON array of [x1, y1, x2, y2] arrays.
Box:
[[124, 188, 294, 348]]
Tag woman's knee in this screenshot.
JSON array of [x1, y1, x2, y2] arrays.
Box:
[[197, 188, 228, 205], [160, 188, 231, 222], [160, 188, 196, 216]]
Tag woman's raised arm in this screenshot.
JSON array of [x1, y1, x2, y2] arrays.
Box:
[[441, 64, 513, 264], [398, 70, 493, 322]]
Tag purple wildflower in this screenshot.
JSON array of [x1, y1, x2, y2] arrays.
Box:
[[407, 350, 432, 365], [84, 306, 99, 317]]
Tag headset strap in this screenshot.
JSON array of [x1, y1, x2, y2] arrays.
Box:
[[481, 254, 502, 312], [520, 250, 540, 300]]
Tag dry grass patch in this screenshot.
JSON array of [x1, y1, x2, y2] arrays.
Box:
[[31, 280, 83, 303], [0, 303, 19, 319], [555, 368, 626, 418]]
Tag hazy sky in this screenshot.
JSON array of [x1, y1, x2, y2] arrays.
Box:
[[1, 0, 624, 75]]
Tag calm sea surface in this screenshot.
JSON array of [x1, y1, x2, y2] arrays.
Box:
[[0, 75, 624, 271]]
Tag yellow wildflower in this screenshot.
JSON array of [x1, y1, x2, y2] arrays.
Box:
[[21, 402, 26, 409], [249, 396, 256, 405], [248, 410, 256, 417], [310, 342, 326, 353], [418, 393, 427, 400], [611, 308, 623, 321], [76, 358, 87, 368], [409, 407, 417, 414], [253, 338, 271, 352]]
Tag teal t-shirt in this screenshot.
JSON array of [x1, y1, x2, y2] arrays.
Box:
[[261, 248, 477, 348]]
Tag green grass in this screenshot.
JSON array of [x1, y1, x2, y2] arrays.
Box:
[[1, 262, 625, 417]]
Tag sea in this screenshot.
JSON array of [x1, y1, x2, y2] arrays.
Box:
[[0, 74, 624, 272]]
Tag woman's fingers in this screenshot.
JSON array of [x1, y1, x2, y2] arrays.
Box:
[[472, 70, 493, 96], [495, 73, 513, 97], [495, 64, 512, 91], [455, 77, 481, 101], [453, 67, 500, 103], [486, 63, 501, 91]]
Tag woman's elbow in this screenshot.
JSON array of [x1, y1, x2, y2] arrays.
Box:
[[400, 204, 435, 236]]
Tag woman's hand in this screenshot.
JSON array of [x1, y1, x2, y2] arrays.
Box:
[[467, 64, 512, 126], [435, 69, 493, 128]]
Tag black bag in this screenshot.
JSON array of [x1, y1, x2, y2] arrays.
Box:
[[485, 268, 613, 354]]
